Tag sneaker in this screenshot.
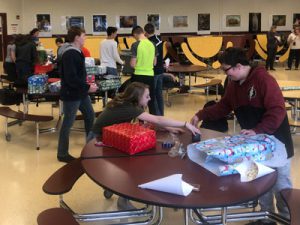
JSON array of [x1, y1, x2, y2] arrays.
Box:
[[57, 154, 76, 163], [178, 85, 190, 93], [295, 68, 298, 70], [117, 197, 137, 210], [270, 68, 276, 71], [285, 68, 291, 70], [245, 220, 277, 225]]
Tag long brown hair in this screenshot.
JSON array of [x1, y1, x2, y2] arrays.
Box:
[[106, 82, 149, 108]]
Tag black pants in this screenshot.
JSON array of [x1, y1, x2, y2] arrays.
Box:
[[266, 47, 277, 69], [287, 49, 300, 69], [3, 62, 17, 82], [131, 75, 156, 115]]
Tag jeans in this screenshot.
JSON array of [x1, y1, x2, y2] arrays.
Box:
[[154, 74, 164, 116], [86, 131, 96, 143], [258, 159, 292, 219], [57, 96, 95, 157], [3, 62, 17, 81]]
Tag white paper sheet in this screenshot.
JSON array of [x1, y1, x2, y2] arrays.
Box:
[[235, 160, 275, 182], [138, 174, 194, 196], [165, 58, 170, 67]]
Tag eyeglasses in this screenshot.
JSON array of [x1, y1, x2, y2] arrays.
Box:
[[223, 66, 233, 73]]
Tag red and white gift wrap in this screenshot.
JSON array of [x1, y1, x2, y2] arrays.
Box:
[[102, 123, 156, 155]]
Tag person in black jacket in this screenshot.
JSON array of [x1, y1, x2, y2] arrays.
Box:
[[57, 26, 97, 163], [266, 25, 280, 71], [15, 34, 37, 87]]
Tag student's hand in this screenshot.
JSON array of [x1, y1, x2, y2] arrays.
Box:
[[240, 129, 256, 136], [190, 115, 200, 127], [185, 122, 201, 136]]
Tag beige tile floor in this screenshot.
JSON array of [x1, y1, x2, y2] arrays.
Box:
[[0, 63, 299, 225]]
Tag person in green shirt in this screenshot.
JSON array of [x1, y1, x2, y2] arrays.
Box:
[[130, 26, 157, 114]]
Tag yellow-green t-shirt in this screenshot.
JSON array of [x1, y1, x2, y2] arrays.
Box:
[[131, 39, 156, 76]]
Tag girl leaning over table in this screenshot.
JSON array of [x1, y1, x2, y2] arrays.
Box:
[[87, 81, 200, 210], [88, 81, 200, 142]]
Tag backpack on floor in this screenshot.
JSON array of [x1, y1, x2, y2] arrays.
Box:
[[0, 87, 22, 105], [200, 100, 228, 132]]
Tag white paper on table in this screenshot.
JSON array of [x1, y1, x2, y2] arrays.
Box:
[[235, 160, 275, 182], [138, 174, 194, 196], [187, 144, 224, 176], [165, 58, 170, 67]]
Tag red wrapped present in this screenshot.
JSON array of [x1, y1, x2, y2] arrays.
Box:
[[34, 64, 53, 74], [86, 75, 95, 84], [48, 78, 61, 83], [102, 123, 156, 155]]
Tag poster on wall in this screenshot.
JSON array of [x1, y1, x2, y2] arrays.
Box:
[[93, 15, 107, 33], [226, 15, 241, 27], [36, 14, 51, 32], [249, 13, 261, 33], [173, 16, 188, 28], [118, 16, 137, 28], [293, 13, 300, 25], [36, 14, 51, 37], [66, 16, 85, 30], [272, 15, 286, 26], [147, 14, 160, 30], [61, 16, 67, 31], [198, 14, 210, 31]]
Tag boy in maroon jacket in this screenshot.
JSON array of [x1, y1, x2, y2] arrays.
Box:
[[191, 48, 293, 225]]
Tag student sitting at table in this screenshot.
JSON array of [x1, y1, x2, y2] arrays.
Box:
[[88, 81, 200, 210]]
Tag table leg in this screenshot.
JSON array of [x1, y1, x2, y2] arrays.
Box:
[[155, 207, 164, 225], [103, 91, 108, 107], [59, 100, 63, 117], [221, 207, 227, 225], [184, 209, 189, 225], [296, 99, 299, 121], [36, 122, 40, 150], [22, 93, 28, 113]]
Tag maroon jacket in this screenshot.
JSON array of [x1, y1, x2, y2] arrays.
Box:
[[196, 66, 294, 158]]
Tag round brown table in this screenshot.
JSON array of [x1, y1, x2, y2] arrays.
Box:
[[278, 80, 300, 125], [81, 129, 277, 224], [167, 63, 207, 88]]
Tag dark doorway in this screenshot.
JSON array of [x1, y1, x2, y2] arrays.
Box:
[[0, 13, 8, 62]]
